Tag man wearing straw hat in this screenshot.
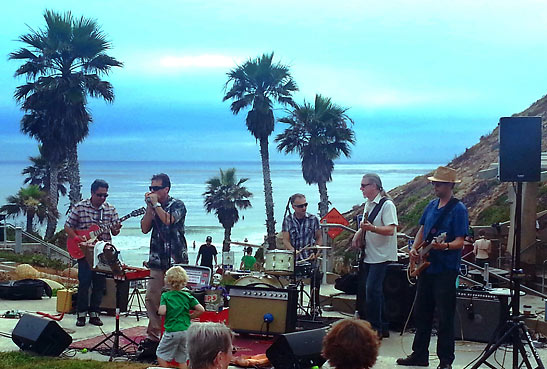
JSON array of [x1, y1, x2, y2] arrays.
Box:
[[397, 166, 468, 369]]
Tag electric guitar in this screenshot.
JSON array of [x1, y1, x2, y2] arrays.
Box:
[[67, 207, 146, 259], [408, 232, 447, 278], [357, 212, 369, 265]]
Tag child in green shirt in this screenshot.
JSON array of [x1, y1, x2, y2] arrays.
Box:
[[156, 266, 205, 369], [240, 247, 256, 271]]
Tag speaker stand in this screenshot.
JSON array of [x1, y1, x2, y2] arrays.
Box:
[[470, 182, 544, 369], [124, 282, 147, 321], [90, 280, 138, 361]]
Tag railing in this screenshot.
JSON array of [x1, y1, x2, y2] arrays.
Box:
[[1, 223, 70, 263]]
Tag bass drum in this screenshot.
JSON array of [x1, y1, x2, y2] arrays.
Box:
[[233, 274, 284, 289]]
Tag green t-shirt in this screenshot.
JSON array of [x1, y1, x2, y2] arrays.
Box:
[[160, 290, 199, 332], [241, 255, 256, 270]]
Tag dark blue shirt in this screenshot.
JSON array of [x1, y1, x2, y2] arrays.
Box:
[[419, 198, 469, 274]]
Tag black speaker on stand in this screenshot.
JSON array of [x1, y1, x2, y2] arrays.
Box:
[[12, 314, 72, 356], [498, 116, 541, 182]]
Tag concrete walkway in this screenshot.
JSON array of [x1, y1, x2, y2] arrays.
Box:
[[1, 288, 547, 368]]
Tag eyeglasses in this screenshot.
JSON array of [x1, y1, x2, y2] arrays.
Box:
[[294, 203, 308, 208], [95, 193, 109, 198], [431, 182, 450, 187], [360, 183, 373, 189], [149, 186, 166, 192]]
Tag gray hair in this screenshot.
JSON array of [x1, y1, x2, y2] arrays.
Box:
[[188, 322, 233, 369], [362, 173, 390, 199], [290, 193, 306, 204]]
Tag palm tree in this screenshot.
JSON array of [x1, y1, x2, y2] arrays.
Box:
[[276, 94, 355, 217], [203, 168, 253, 252], [22, 145, 69, 198], [223, 52, 297, 249], [0, 185, 57, 234], [9, 10, 122, 215]]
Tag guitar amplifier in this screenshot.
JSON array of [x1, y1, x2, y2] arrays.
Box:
[[228, 285, 297, 334], [454, 289, 509, 343]]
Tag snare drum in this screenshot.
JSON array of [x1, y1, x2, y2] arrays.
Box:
[[264, 250, 294, 275], [233, 273, 283, 288]]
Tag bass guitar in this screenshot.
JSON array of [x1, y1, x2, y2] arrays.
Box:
[[408, 232, 447, 278], [357, 212, 369, 265], [67, 207, 146, 259]]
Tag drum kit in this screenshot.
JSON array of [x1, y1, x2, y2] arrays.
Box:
[[230, 241, 331, 319]]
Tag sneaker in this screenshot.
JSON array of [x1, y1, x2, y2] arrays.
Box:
[[89, 316, 103, 326], [396, 354, 429, 366], [76, 317, 86, 327]]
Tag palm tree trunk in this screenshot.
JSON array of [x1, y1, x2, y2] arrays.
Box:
[[67, 143, 82, 207], [223, 226, 232, 252], [318, 181, 329, 218], [45, 162, 59, 240], [259, 137, 276, 249], [26, 211, 34, 234]]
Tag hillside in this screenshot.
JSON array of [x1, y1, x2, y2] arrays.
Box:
[[340, 94, 547, 241]]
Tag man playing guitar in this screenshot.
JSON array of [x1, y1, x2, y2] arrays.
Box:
[[397, 166, 468, 369], [65, 179, 121, 327], [351, 173, 398, 339]]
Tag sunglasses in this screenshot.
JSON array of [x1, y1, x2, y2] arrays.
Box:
[[149, 185, 166, 192], [431, 182, 450, 187], [294, 203, 308, 208], [360, 183, 373, 189], [94, 193, 109, 198]]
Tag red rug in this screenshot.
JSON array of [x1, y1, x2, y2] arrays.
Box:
[[71, 325, 273, 357]]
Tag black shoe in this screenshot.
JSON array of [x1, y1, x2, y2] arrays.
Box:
[[89, 316, 103, 326], [396, 355, 429, 366], [76, 317, 86, 327], [437, 364, 451, 369], [382, 330, 390, 338]]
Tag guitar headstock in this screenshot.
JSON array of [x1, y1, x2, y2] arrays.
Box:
[[131, 207, 146, 217]]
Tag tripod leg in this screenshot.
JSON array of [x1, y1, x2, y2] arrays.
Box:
[[471, 322, 518, 369], [517, 322, 545, 369]]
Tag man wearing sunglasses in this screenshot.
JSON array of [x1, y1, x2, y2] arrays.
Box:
[[139, 173, 188, 358], [397, 166, 468, 369], [282, 193, 323, 313], [352, 173, 398, 339], [65, 179, 121, 327]]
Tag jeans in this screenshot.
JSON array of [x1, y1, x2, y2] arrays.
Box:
[[357, 262, 388, 332], [411, 270, 458, 365], [77, 258, 106, 316]]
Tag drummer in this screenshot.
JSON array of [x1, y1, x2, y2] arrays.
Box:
[[282, 193, 323, 313]]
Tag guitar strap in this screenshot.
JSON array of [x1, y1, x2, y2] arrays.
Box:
[[424, 197, 460, 243], [360, 197, 388, 257]]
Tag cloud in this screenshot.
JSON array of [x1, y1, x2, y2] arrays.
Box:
[[122, 53, 244, 75]]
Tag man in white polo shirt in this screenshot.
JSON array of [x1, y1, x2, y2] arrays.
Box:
[[352, 173, 398, 338]]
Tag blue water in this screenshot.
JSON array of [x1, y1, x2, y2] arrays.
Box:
[[0, 160, 439, 267]]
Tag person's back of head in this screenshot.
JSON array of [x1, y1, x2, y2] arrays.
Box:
[[187, 322, 233, 369], [165, 265, 188, 291], [322, 318, 380, 369]]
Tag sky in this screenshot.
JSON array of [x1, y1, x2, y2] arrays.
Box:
[[1, 0, 547, 163]]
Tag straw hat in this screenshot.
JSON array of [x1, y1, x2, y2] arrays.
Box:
[[427, 166, 461, 183]]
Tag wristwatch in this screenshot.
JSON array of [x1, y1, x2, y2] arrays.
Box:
[[154, 203, 162, 208], [445, 242, 450, 251]]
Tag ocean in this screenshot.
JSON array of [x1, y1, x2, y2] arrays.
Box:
[[0, 161, 439, 267]]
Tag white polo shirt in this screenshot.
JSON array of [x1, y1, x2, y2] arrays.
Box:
[[363, 193, 398, 264]]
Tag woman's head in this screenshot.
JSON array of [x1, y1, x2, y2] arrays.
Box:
[[322, 319, 380, 369], [165, 265, 188, 290], [188, 322, 233, 369]]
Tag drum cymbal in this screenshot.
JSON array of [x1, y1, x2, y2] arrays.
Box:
[[230, 241, 264, 248], [300, 245, 332, 251]]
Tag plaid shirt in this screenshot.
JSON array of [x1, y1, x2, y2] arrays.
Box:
[[65, 199, 119, 242], [147, 196, 189, 270], [282, 212, 320, 261]]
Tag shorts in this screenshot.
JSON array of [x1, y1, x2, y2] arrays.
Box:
[[156, 330, 188, 363]]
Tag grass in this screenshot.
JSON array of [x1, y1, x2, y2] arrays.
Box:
[[476, 195, 511, 225], [399, 196, 432, 229], [0, 352, 148, 369]]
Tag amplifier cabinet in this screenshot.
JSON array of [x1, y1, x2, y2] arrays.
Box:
[[454, 290, 509, 343], [228, 285, 297, 334]]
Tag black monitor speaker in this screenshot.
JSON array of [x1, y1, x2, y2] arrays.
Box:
[[498, 116, 541, 182], [266, 327, 327, 369], [12, 314, 72, 356]]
